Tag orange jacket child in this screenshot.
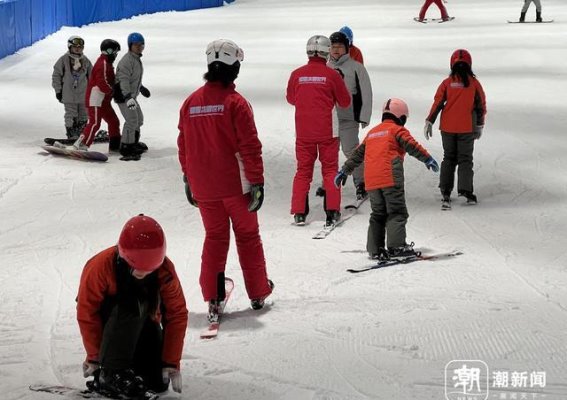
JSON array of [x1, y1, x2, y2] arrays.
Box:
[[335, 99, 438, 260]]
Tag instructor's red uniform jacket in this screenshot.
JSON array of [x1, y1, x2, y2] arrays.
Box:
[[177, 82, 264, 201], [76, 246, 188, 369]]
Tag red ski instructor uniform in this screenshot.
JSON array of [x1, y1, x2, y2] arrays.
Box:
[[286, 57, 351, 214], [177, 81, 271, 301]]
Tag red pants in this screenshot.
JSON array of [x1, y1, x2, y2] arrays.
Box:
[[81, 98, 120, 146], [198, 193, 272, 301], [419, 0, 449, 19], [291, 137, 341, 214]]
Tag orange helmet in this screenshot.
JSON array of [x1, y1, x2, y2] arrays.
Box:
[[118, 215, 166, 272], [450, 49, 472, 68]]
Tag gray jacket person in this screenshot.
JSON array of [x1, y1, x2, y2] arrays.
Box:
[[52, 35, 93, 138], [328, 31, 373, 199], [114, 32, 150, 157]]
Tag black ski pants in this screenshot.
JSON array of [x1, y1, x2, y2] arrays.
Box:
[[439, 132, 475, 195], [99, 302, 168, 393]]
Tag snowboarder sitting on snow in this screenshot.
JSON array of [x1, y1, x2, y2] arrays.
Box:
[[519, 0, 544, 22], [177, 39, 273, 318], [77, 215, 188, 398], [335, 98, 439, 260], [52, 36, 92, 139], [424, 49, 486, 206]]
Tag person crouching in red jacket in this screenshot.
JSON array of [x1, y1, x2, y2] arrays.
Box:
[[286, 35, 351, 226], [77, 215, 188, 398], [177, 39, 273, 317]]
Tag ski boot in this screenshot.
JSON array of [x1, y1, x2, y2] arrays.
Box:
[[207, 299, 221, 323], [325, 210, 341, 226], [119, 143, 144, 161], [369, 247, 389, 261], [458, 190, 477, 204], [388, 242, 420, 260], [519, 11, 526, 22], [536, 11, 542, 22], [250, 279, 274, 310], [98, 368, 148, 399], [441, 193, 452, 210], [294, 214, 307, 226], [355, 182, 368, 201]]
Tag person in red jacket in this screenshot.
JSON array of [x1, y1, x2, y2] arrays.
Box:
[[286, 35, 351, 226], [335, 99, 439, 260], [72, 39, 122, 152], [424, 49, 486, 206], [339, 26, 364, 64], [417, 0, 451, 22], [77, 215, 188, 398], [177, 39, 273, 317]]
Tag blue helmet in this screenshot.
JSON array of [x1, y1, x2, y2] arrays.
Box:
[[127, 32, 145, 48], [339, 26, 353, 46]]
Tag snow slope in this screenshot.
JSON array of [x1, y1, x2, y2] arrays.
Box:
[[1, 0, 566, 399]]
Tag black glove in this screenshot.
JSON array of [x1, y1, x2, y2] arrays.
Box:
[[56, 92, 62, 103], [334, 170, 348, 188], [140, 85, 151, 98], [248, 184, 264, 212], [183, 176, 198, 207]]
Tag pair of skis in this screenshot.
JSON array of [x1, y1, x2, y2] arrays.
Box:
[[346, 251, 463, 273]]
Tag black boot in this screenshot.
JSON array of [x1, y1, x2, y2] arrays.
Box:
[[519, 11, 526, 22], [119, 143, 143, 161], [98, 368, 147, 398], [536, 11, 542, 22], [109, 137, 121, 152], [134, 130, 148, 152], [325, 210, 341, 226]]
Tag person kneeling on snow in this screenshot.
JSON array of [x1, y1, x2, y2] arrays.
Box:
[[335, 99, 439, 261], [77, 215, 188, 398]]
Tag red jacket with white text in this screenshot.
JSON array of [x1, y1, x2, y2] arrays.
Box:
[[286, 57, 351, 143], [177, 81, 264, 202]]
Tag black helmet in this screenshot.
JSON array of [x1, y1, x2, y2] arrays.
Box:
[[329, 31, 350, 53], [100, 39, 121, 55]]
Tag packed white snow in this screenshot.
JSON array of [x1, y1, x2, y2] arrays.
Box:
[[1, 0, 566, 399]]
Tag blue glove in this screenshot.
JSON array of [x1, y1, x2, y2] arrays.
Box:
[[425, 157, 439, 172], [248, 184, 264, 212], [334, 170, 348, 188]]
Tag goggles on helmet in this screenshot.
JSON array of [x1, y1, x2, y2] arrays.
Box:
[[69, 37, 85, 47]]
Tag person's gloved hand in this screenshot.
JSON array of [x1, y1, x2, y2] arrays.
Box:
[[162, 367, 182, 393], [183, 176, 198, 207], [126, 98, 137, 110], [139, 85, 151, 98], [248, 184, 264, 212], [82, 360, 100, 378], [424, 121, 433, 140], [56, 92, 63, 103], [425, 156, 439, 172], [334, 170, 348, 188], [473, 125, 483, 140]]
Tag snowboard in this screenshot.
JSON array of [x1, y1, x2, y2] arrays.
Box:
[[200, 277, 235, 339], [30, 384, 159, 399], [414, 16, 455, 23], [41, 145, 108, 162], [346, 251, 463, 273], [44, 131, 109, 146], [507, 20, 553, 23]]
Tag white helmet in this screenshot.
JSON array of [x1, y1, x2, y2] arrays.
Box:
[[206, 39, 244, 66], [306, 35, 331, 60], [67, 35, 84, 49]]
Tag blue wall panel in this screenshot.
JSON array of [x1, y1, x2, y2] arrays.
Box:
[[0, 0, 224, 60]]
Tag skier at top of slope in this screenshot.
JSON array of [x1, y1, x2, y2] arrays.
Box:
[[335, 98, 439, 260], [77, 214, 188, 398]]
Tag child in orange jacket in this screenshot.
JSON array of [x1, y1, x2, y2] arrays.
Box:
[[335, 99, 439, 260], [424, 49, 486, 207]]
